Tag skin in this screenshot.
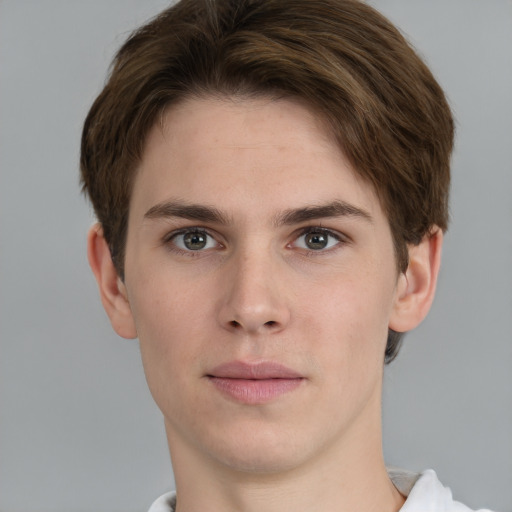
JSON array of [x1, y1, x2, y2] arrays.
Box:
[[88, 96, 442, 512]]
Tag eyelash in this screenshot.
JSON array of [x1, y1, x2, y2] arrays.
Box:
[[162, 226, 347, 255]]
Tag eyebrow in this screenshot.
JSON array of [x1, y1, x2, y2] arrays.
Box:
[[144, 200, 231, 224], [274, 200, 373, 226], [143, 199, 372, 226]]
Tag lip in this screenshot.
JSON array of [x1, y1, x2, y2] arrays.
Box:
[[207, 361, 304, 404]]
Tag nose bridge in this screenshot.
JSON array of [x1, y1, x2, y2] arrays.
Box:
[[219, 238, 290, 334]]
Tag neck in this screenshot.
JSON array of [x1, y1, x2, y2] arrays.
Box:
[[166, 395, 405, 512]]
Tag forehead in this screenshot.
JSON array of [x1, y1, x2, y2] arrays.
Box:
[[129, 96, 385, 225]]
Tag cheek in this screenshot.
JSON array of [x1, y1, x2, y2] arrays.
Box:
[[290, 274, 389, 435], [126, 272, 209, 392], [297, 268, 395, 379], [129, 263, 209, 337], [301, 269, 393, 336]]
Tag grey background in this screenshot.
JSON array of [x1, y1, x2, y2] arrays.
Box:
[[1, 1, 511, 511]]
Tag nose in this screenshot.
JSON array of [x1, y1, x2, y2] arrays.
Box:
[[217, 248, 291, 335]]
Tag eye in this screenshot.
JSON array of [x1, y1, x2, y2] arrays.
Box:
[[169, 229, 218, 252], [292, 228, 342, 251]]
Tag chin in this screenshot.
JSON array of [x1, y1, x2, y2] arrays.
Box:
[[201, 423, 313, 475]]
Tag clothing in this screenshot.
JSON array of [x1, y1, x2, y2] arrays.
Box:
[[147, 468, 494, 512], [387, 468, 494, 512]]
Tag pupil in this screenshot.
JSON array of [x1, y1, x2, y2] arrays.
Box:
[[306, 232, 327, 250], [184, 232, 206, 250]]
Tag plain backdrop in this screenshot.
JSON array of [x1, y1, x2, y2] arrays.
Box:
[[1, 1, 511, 511]]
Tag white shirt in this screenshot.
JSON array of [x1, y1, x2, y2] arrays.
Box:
[[147, 468, 494, 512]]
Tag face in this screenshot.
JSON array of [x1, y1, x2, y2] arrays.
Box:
[[121, 97, 404, 474]]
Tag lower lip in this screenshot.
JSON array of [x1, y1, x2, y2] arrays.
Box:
[[208, 377, 303, 404]]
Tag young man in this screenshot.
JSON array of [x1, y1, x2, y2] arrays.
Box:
[[81, 1, 493, 511]]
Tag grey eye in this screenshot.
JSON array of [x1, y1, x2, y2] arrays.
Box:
[[184, 232, 207, 250], [305, 232, 328, 250], [173, 230, 217, 251], [293, 229, 341, 251]]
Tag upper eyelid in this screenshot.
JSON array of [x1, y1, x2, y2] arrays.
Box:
[[292, 226, 348, 244], [297, 226, 339, 235], [294, 225, 347, 241], [164, 226, 212, 241]]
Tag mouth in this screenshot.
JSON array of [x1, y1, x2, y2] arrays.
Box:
[[206, 361, 304, 405]]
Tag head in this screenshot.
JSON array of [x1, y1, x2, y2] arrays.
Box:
[[82, 0, 454, 480], [81, 0, 453, 361]]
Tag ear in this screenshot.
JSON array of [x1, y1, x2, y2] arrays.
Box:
[[389, 228, 443, 333], [87, 223, 137, 339]]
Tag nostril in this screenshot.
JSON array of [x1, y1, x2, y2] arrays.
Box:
[[228, 319, 277, 329]]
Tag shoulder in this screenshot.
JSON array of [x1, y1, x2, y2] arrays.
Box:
[[389, 468, 496, 512]]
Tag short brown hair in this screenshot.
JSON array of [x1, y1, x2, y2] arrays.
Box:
[[80, 0, 454, 363]]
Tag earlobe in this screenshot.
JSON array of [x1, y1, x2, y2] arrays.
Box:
[[389, 228, 443, 333], [87, 223, 137, 339]]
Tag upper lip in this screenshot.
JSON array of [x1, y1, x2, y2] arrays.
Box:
[[208, 361, 303, 380]]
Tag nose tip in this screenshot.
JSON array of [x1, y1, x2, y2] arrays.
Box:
[[218, 258, 291, 335]]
